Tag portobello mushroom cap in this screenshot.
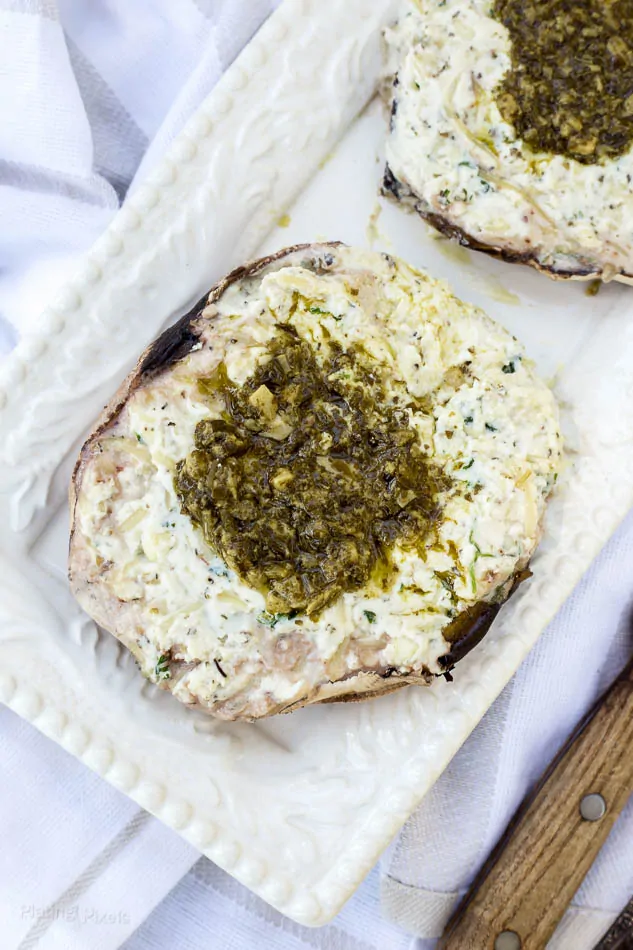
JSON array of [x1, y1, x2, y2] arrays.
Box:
[[382, 1, 633, 285], [69, 243, 561, 720]]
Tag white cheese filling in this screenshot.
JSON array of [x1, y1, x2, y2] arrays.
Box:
[[385, 0, 633, 275], [75, 246, 561, 716]]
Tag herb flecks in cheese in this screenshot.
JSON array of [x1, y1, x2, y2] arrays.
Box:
[[175, 327, 449, 618], [493, 0, 633, 165], [384, 1, 633, 276], [72, 246, 562, 719]]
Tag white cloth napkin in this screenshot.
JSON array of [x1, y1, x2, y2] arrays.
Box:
[[1, 2, 632, 949], [0, 0, 279, 351], [0, 705, 198, 949]]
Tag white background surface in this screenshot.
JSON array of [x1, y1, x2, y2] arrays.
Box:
[[1, 1, 632, 947]]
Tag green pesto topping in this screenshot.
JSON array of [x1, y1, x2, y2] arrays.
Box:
[[492, 0, 633, 164], [174, 327, 448, 618]]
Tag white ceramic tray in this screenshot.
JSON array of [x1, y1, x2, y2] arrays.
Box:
[[2, 0, 633, 927]]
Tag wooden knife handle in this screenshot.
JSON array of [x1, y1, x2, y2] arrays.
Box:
[[438, 658, 633, 950]]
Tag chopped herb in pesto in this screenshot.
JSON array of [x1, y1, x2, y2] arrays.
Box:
[[493, 0, 633, 164], [468, 562, 477, 594], [175, 328, 448, 618], [155, 654, 170, 681], [209, 563, 230, 578], [468, 528, 495, 593], [502, 362, 516, 374], [363, 610, 377, 623], [257, 610, 297, 628], [435, 570, 456, 596]]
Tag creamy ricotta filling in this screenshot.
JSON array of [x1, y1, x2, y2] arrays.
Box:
[[75, 246, 562, 713], [384, 0, 633, 274]]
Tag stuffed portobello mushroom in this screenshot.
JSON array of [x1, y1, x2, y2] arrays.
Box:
[[69, 244, 561, 720], [383, 0, 633, 283]]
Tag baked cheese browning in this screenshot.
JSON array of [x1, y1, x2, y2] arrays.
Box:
[[174, 327, 450, 619], [493, 0, 633, 164]]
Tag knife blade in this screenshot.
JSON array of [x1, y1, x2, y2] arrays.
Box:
[[593, 896, 633, 950]]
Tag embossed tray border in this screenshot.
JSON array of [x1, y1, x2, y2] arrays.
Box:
[[2, 0, 633, 927]]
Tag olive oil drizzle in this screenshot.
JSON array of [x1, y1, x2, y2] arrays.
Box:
[[174, 327, 448, 618]]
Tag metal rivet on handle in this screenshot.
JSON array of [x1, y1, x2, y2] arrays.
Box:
[[495, 931, 521, 950], [580, 793, 607, 822]]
